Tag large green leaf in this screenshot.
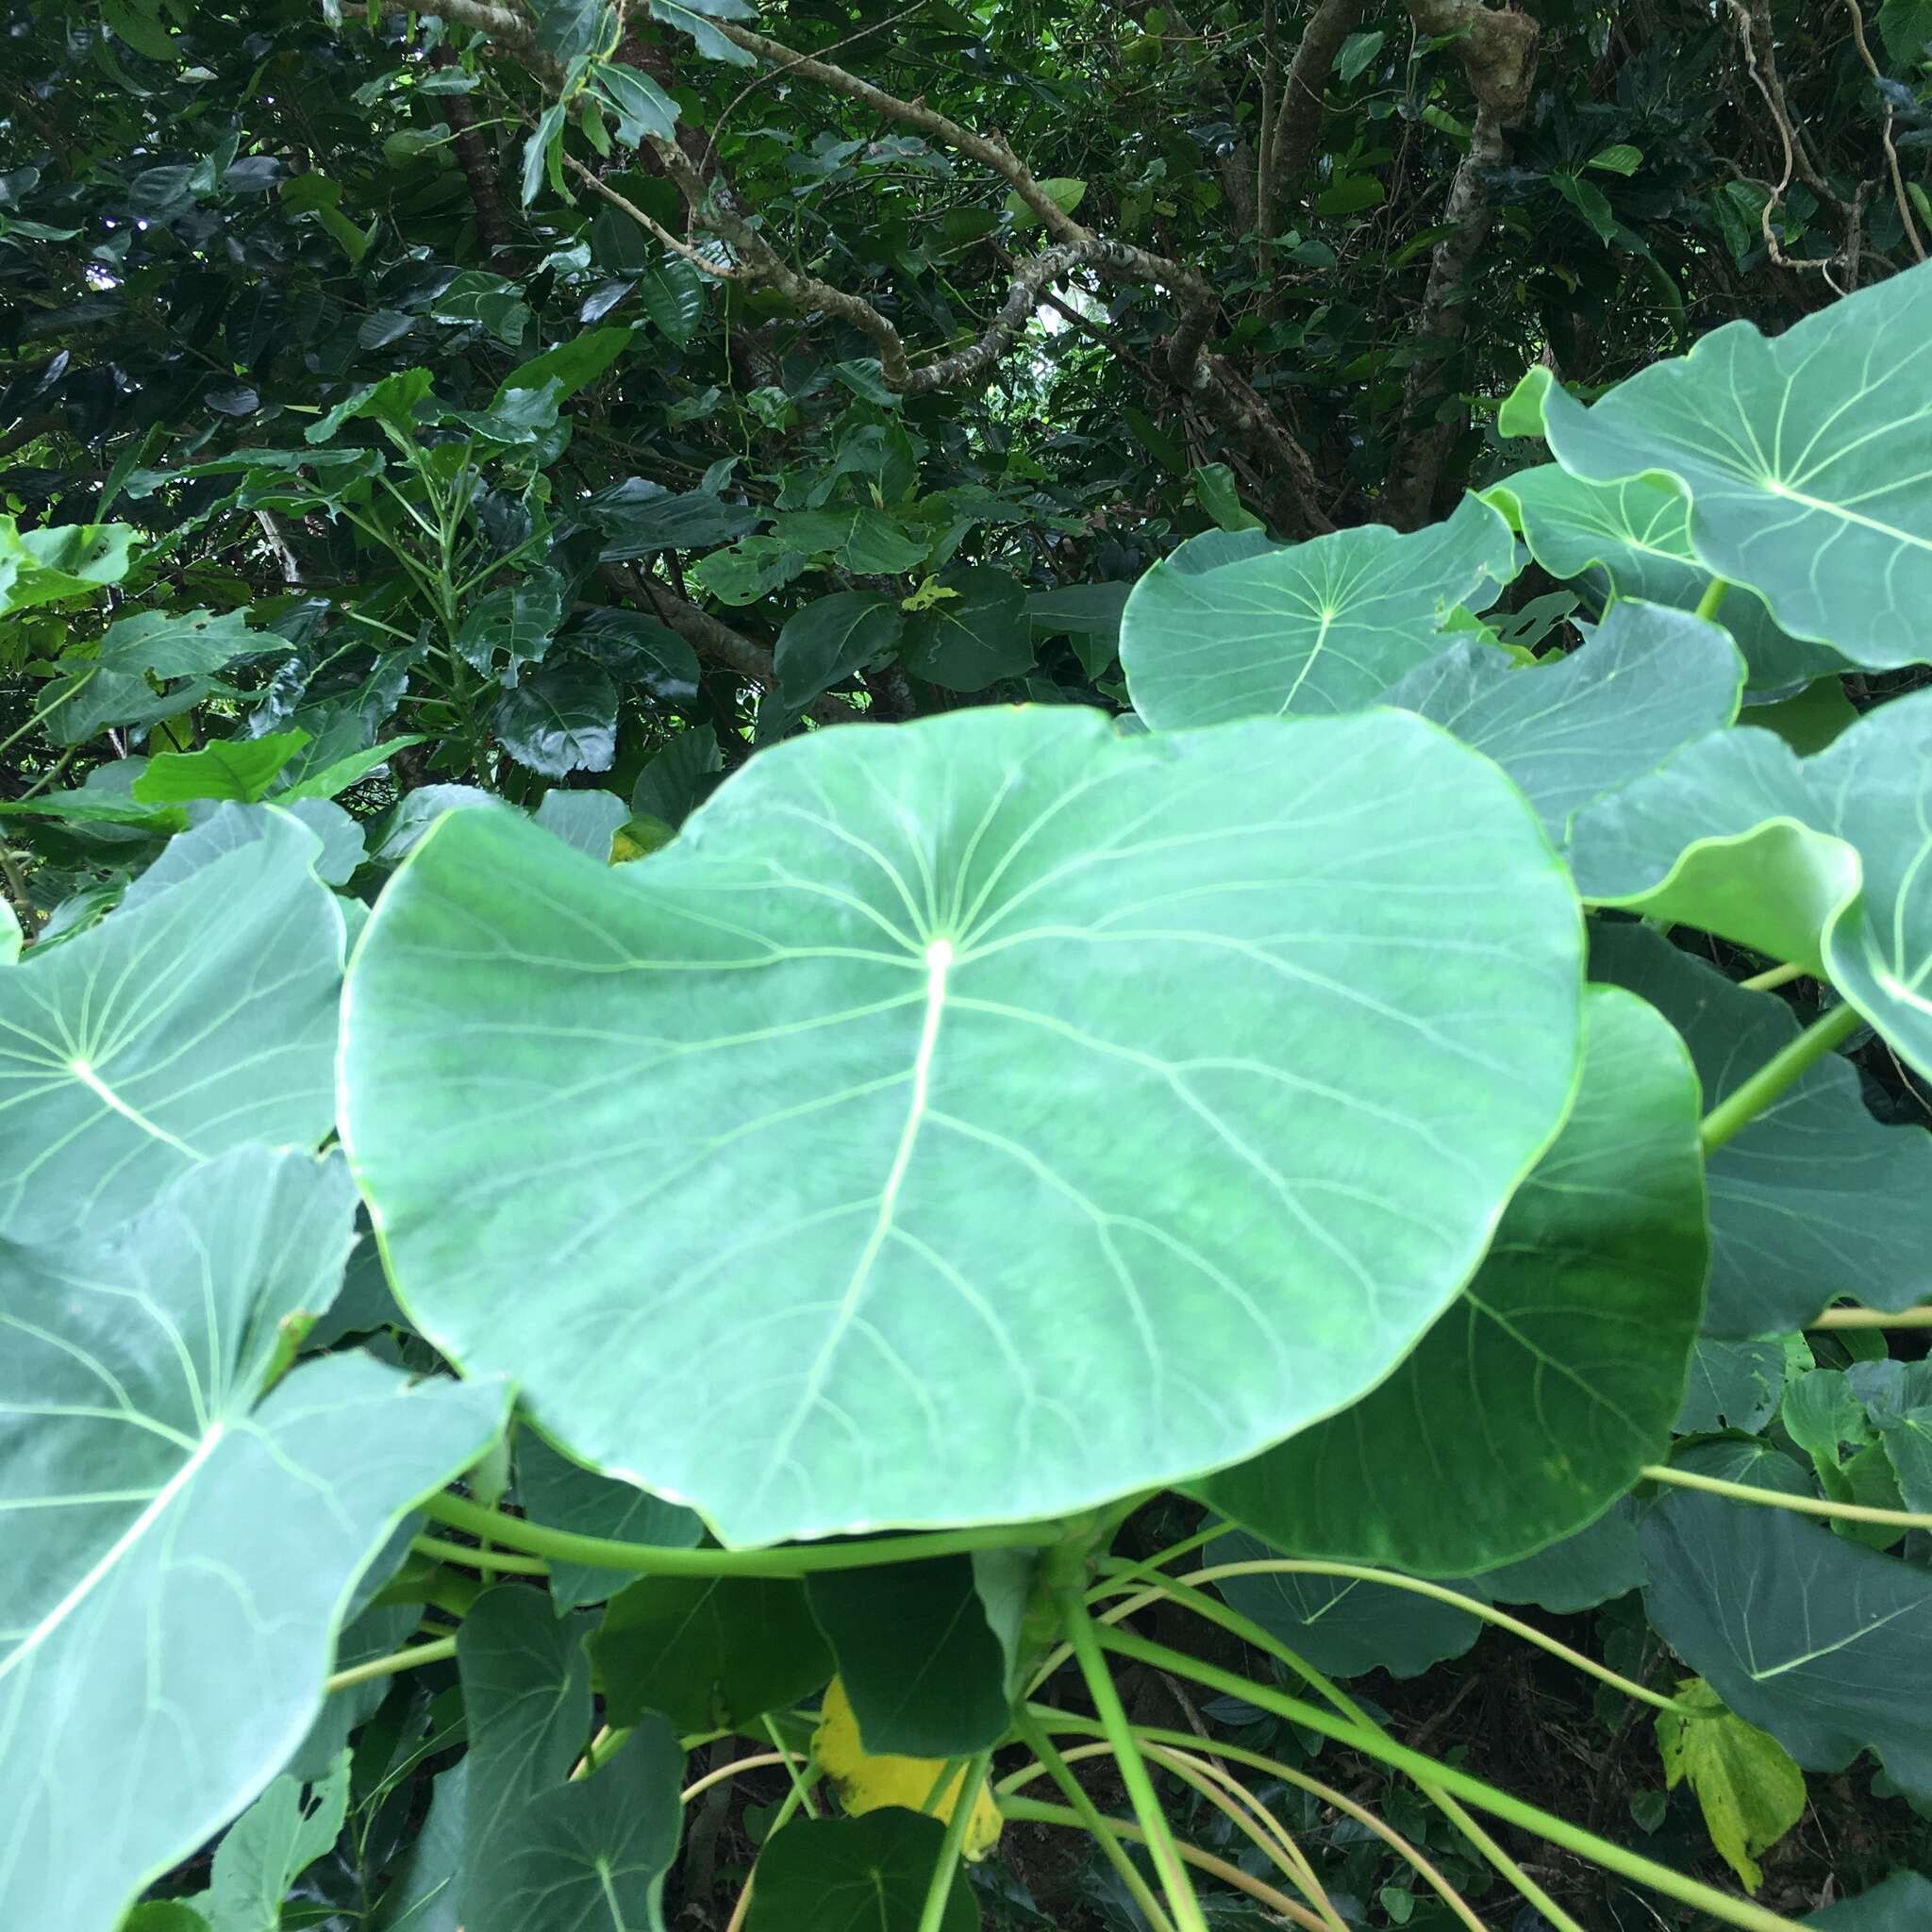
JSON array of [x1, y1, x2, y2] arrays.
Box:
[[741, 1811, 980, 1932], [43, 606, 285, 744], [1379, 600, 1742, 844], [131, 729, 309, 805], [0, 515, 136, 614], [0, 808, 343, 1240], [0, 1148, 508, 1932], [591, 1574, 833, 1732], [806, 1556, 1009, 1757], [1591, 924, 1932, 1335], [341, 706, 1584, 1545], [491, 661, 619, 777], [1808, 1874, 1932, 1929], [1499, 261, 1932, 671], [1641, 1442, 1932, 1792], [1570, 689, 1932, 1077], [1200, 987, 1704, 1575], [1485, 465, 1845, 692], [460, 1716, 683, 1932], [1119, 493, 1517, 727]]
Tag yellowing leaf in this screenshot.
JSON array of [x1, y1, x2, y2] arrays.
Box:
[[900, 578, 959, 613], [811, 1677, 1002, 1860], [610, 814, 674, 863], [1656, 1678, 1806, 1892]]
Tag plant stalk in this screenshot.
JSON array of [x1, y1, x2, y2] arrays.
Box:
[[1699, 1000, 1863, 1153], [914, 1752, 991, 1932], [1643, 1461, 1932, 1531]]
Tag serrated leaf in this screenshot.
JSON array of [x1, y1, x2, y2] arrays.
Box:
[[338, 707, 1583, 1545]]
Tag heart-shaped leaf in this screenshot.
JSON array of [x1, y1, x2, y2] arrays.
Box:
[[0, 808, 343, 1240], [1500, 260, 1932, 672], [1120, 493, 1517, 727], [340, 706, 1583, 1546]]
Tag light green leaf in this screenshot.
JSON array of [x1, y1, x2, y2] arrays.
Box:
[[532, 790, 630, 863], [277, 734, 428, 804], [0, 516, 136, 613], [591, 1576, 832, 1731], [521, 103, 566, 208], [131, 729, 309, 806], [1120, 493, 1518, 727], [492, 325, 633, 408], [339, 706, 1583, 1546], [1571, 688, 1932, 1078], [197, 1749, 352, 1932], [773, 506, 928, 575], [0, 809, 342, 1240], [0, 1148, 509, 1932], [1005, 175, 1086, 225], [516, 1434, 702, 1612], [1657, 1678, 1806, 1893], [1484, 465, 1844, 692], [1200, 987, 1704, 1575], [44, 605, 287, 744], [305, 368, 433, 445], [1499, 262, 1932, 671], [1642, 1441, 1932, 1791], [1191, 461, 1261, 533], [1591, 924, 1932, 1336], [460, 1716, 683, 1932], [1, 899, 20, 966], [741, 1811, 980, 1932], [1379, 600, 1742, 844], [774, 591, 904, 709], [1587, 142, 1643, 175], [806, 1557, 1009, 1757], [899, 567, 1031, 691], [119, 801, 363, 908], [591, 61, 681, 144]]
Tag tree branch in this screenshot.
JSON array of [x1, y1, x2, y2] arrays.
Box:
[[1381, 0, 1539, 528], [1261, 0, 1367, 230]]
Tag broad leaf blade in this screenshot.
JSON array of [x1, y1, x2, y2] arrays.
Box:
[[1201, 986, 1705, 1575], [1120, 493, 1517, 727], [0, 1149, 508, 1932]]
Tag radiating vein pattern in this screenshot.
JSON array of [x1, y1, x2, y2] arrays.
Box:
[[341, 705, 1584, 1547], [0, 1148, 509, 1932], [0, 810, 343, 1241], [1119, 492, 1518, 728]]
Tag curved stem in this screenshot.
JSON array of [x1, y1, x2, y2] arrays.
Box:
[[680, 1749, 791, 1804], [999, 1795, 1326, 1932], [1092, 1562, 1702, 1718], [1693, 575, 1731, 622], [1643, 1461, 1932, 1531], [325, 1635, 457, 1693], [1011, 1706, 1178, 1932], [423, 1490, 1069, 1575], [1098, 1625, 1809, 1932], [1700, 1001, 1863, 1154], [1089, 1575, 1587, 1932], [1018, 1713, 1490, 1932], [1810, 1302, 1932, 1329], [915, 1751, 991, 1932], [1740, 961, 1807, 993], [1056, 1575, 1209, 1932], [763, 1713, 821, 1820], [1023, 1737, 1348, 1932], [410, 1533, 549, 1576]]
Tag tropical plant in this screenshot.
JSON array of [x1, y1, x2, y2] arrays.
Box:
[[6, 2, 1932, 1930]]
